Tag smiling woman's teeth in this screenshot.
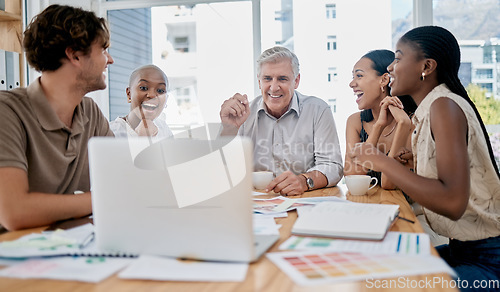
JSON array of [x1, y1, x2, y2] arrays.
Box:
[[354, 91, 364, 103], [142, 103, 158, 110]]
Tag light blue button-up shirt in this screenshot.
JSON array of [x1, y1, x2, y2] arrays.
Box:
[[239, 91, 343, 186]]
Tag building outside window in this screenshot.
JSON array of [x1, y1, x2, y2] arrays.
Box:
[[433, 0, 499, 100]]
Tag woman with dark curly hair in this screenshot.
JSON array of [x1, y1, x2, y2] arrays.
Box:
[[0, 5, 114, 230], [350, 26, 500, 290]]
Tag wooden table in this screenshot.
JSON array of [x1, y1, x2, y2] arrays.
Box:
[[0, 186, 457, 291]]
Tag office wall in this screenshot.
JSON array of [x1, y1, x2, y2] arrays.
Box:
[[108, 8, 152, 120]]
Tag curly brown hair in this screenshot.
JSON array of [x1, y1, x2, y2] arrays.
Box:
[[23, 4, 110, 72]]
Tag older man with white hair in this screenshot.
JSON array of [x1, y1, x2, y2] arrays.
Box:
[[220, 46, 343, 196]]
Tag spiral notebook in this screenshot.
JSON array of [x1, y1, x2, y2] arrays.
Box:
[[0, 223, 137, 258]]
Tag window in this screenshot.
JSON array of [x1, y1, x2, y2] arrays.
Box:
[[433, 0, 499, 101], [105, 2, 254, 128], [262, 0, 392, 150], [391, 0, 413, 47], [173, 37, 190, 53], [271, 1, 293, 49], [458, 62, 472, 87], [433, 0, 499, 164], [328, 98, 337, 113], [475, 69, 493, 79], [274, 10, 291, 22], [478, 83, 493, 93], [102, 0, 393, 144], [483, 43, 500, 63], [326, 3, 336, 19], [327, 67, 337, 82], [25, 1, 499, 166], [327, 35, 337, 51]]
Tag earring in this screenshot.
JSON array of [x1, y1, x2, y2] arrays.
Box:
[[380, 86, 385, 93], [420, 72, 425, 81]]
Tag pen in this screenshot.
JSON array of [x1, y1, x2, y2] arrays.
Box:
[[396, 234, 402, 252], [397, 215, 415, 224], [79, 232, 95, 249]]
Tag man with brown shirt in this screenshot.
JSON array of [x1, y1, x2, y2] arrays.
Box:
[[0, 5, 114, 230]]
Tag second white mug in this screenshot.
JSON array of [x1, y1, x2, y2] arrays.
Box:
[[345, 175, 378, 196]]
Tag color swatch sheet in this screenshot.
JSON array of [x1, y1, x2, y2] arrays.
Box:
[[267, 251, 455, 286], [253, 196, 311, 215], [0, 256, 133, 283], [280, 232, 431, 256]]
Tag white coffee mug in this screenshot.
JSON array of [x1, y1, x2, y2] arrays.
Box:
[[252, 171, 274, 190], [345, 175, 378, 196]]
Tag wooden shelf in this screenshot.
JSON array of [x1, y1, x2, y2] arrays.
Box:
[[0, 0, 24, 87], [0, 0, 22, 53], [0, 20, 21, 52], [0, 10, 22, 22]]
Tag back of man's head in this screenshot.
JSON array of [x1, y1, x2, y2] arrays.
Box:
[[23, 4, 110, 72], [256, 46, 300, 78]]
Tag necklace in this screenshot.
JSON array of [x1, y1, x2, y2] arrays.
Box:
[[383, 123, 397, 137]]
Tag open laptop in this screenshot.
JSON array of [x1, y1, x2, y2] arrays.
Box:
[[88, 136, 279, 262]]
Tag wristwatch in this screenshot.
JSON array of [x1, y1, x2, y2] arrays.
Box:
[[301, 173, 314, 191]]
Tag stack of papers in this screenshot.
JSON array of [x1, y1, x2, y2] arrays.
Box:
[[253, 196, 347, 217]]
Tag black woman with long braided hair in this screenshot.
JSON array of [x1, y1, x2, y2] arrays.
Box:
[[349, 26, 500, 290]]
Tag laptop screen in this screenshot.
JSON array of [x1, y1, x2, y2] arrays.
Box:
[[88, 136, 256, 262]]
